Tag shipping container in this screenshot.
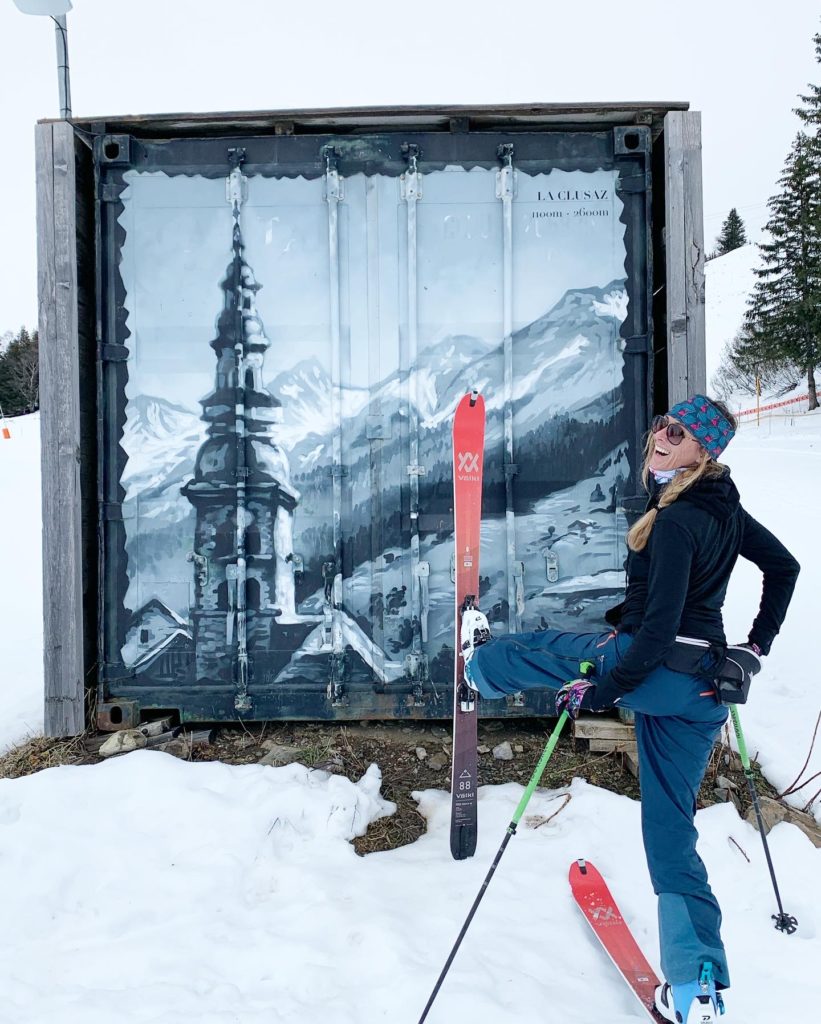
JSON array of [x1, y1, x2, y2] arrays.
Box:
[[36, 104, 707, 735]]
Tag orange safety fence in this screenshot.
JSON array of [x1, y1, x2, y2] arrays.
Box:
[[736, 393, 810, 418]]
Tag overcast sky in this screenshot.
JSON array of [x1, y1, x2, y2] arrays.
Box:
[[0, 0, 818, 334]]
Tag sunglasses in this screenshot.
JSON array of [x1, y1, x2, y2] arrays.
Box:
[[651, 415, 687, 446]]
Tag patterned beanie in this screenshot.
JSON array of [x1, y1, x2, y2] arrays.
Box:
[[668, 394, 736, 459]]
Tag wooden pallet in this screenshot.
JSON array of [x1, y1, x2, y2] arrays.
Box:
[[573, 717, 640, 778]]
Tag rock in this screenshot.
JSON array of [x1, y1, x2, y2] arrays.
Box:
[[428, 756, 447, 771], [746, 796, 821, 848], [99, 730, 148, 757], [258, 744, 304, 767], [514, 744, 524, 753], [158, 738, 190, 759], [477, 745, 491, 754], [314, 754, 344, 771], [415, 747, 428, 761], [715, 775, 738, 791], [493, 741, 514, 761]]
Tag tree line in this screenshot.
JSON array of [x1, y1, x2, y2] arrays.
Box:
[[716, 26, 821, 410], [0, 326, 39, 416]]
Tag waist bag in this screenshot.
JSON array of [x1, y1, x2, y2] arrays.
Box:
[[663, 635, 762, 705]]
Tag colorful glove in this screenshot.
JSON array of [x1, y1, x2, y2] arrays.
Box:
[[555, 679, 596, 719]]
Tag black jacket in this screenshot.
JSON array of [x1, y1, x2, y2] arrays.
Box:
[[596, 468, 799, 705]]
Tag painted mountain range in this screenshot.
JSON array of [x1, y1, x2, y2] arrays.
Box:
[[120, 279, 630, 615]]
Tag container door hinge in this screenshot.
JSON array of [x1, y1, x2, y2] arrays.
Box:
[[102, 501, 123, 522], [101, 343, 129, 362], [623, 334, 652, 356]]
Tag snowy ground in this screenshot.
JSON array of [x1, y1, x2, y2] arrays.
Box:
[[1, 245, 820, 1021], [0, 411, 42, 753], [0, 752, 818, 1024]]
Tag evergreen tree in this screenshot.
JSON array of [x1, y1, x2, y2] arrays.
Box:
[[746, 132, 821, 409], [0, 326, 39, 415], [795, 29, 821, 140], [715, 208, 747, 255]]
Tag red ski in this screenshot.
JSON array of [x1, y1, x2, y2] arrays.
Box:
[[569, 859, 666, 1022], [450, 390, 485, 860]]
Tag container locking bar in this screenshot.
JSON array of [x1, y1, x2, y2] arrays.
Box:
[[496, 143, 520, 634], [324, 146, 347, 705]]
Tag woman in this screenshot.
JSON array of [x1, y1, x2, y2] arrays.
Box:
[[461, 395, 799, 1024]]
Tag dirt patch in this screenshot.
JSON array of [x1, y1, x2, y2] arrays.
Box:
[[0, 715, 781, 856]]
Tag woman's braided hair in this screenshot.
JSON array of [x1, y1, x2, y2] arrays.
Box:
[[626, 399, 738, 553]]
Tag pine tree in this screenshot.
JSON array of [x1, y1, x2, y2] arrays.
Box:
[[0, 326, 39, 414], [795, 29, 821, 139], [716, 208, 747, 255], [746, 132, 821, 409]]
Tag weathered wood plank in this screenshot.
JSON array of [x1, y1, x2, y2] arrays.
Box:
[[588, 738, 638, 754], [664, 111, 706, 404], [37, 120, 85, 737], [573, 719, 636, 742]]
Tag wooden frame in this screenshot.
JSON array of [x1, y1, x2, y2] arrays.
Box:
[[37, 120, 85, 737], [664, 111, 707, 403]]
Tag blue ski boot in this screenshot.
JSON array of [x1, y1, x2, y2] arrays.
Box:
[[654, 962, 725, 1023]]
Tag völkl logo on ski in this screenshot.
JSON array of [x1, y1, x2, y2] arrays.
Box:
[[456, 451, 480, 477]]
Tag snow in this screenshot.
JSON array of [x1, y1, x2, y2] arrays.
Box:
[[0, 761, 817, 1023], [705, 244, 760, 391], [0, 412, 42, 753], [1, 244, 820, 1020], [720, 410, 821, 810]]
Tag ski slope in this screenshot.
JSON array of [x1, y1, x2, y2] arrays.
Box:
[[1, 247, 820, 1022]]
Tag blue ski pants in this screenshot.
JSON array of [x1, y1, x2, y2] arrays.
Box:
[[469, 628, 730, 988]]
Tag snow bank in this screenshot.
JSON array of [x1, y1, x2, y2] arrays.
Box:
[[705, 245, 759, 390], [721, 410, 821, 818], [0, 759, 817, 1023], [0, 412, 42, 752]]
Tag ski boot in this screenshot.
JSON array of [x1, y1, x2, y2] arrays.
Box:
[[459, 603, 491, 692], [654, 963, 725, 1023]]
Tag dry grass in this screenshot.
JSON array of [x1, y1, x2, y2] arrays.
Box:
[[0, 733, 96, 779]]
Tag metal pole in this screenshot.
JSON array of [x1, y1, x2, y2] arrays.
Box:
[[402, 145, 426, 653], [52, 14, 71, 119], [496, 144, 520, 636], [418, 711, 570, 1023], [324, 148, 345, 705], [728, 705, 797, 933]]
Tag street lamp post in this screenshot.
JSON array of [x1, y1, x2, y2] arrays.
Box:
[[12, 1, 73, 120]]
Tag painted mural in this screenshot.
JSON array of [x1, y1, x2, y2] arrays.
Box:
[[115, 158, 631, 706]]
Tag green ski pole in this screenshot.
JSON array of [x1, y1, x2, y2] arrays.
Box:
[[728, 704, 797, 934], [418, 692, 580, 1023]]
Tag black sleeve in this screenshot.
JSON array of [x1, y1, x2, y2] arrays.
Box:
[[606, 516, 696, 695], [740, 509, 800, 655]]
